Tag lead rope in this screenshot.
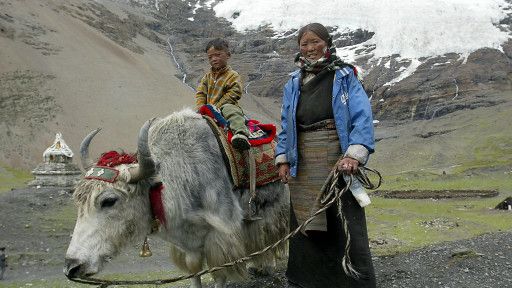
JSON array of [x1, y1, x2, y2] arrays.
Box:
[[316, 166, 381, 279], [69, 166, 381, 287]]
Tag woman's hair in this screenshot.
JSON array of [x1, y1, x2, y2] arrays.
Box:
[[205, 38, 230, 53], [297, 23, 333, 47]]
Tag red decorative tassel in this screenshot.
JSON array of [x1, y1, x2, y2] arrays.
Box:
[[96, 151, 137, 167]]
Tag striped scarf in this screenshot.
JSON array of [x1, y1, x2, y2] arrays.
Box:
[[294, 47, 350, 74]]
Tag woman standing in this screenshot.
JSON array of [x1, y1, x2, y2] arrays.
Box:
[[275, 23, 376, 288]]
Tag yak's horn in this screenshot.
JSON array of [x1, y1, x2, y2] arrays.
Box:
[[80, 128, 101, 170], [129, 119, 156, 183]]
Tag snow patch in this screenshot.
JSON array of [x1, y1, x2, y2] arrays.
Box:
[[205, 0, 216, 8], [192, 0, 202, 14], [384, 59, 422, 86]]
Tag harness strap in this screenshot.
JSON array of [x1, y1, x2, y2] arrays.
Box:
[[249, 150, 256, 197], [245, 149, 261, 220], [203, 115, 235, 184]]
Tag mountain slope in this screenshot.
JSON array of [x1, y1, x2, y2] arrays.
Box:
[[0, 0, 195, 168]]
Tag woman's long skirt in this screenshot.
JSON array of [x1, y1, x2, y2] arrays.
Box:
[[286, 129, 376, 288]]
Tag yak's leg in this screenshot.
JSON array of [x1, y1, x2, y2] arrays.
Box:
[[186, 252, 204, 288], [191, 276, 202, 288], [213, 274, 226, 288], [171, 246, 204, 288]]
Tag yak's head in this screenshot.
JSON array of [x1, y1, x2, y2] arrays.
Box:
[[64, 121, 157, 279]]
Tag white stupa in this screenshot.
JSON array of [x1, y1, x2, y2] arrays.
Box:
[[28, 133, 81, 188]]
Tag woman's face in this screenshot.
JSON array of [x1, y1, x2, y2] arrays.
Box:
[[299, 31, 328, 61]]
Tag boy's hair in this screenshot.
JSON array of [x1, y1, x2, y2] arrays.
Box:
[[205, 38, 230, 53]]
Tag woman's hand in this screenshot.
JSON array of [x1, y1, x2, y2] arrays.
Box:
[[278, 163, 291, 184], [336, 157, 359, 175]]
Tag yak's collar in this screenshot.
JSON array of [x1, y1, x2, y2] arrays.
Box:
[[149, 182, 166, 230]]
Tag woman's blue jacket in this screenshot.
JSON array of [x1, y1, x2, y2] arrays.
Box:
[[275, 66, 375, 177]]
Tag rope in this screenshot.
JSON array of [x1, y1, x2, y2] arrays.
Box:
[[69, 166, 381, 287]]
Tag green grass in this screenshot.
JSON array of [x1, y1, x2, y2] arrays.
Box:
[[379, 171, 512, 193], [367, 147, 512, 256], [466, 135, 512, 170], [4, 251, 48, 268], [0, 163, 32, 193], [39, 200, 77, 234], [366, 189, 512, 256]]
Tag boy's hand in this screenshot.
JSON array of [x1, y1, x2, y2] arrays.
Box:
[[278, 163, 290, 184]]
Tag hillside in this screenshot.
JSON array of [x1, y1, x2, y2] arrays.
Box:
[[0, 0, 194, 171]]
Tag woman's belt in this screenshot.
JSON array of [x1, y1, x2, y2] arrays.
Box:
[[297, 119, 336, 132]]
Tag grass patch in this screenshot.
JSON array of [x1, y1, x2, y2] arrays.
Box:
[[5, 252, 48, 267], [466, 135, 512, 171], [366, 194, 512, 256], [0, 163, 32, 193], [39, 201, 77, 234], [378, 171, 512, 194]]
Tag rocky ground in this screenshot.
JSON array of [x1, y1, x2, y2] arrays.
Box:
[[227, 230, 512, 288], [0, 187, 510, 288]]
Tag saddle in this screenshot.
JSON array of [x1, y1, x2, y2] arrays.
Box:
[[199, 105, 280, 189]]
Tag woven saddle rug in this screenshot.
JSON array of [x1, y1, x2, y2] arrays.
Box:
[[199, 105, 280, 188]]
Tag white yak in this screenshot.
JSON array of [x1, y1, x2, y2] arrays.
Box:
[[64, 109, 289, 288]]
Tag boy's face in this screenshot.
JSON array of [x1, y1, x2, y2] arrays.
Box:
[[207, 47, 230, 70]]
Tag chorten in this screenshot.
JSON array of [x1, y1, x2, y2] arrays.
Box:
[[28, 133, 81, 188]]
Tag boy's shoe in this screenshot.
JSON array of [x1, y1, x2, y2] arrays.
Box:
[[231, 133, 251, 151]]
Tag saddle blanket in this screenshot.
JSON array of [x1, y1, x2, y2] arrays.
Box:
[[199, 105, 280, 188]]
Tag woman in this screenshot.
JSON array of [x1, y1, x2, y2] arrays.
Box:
[[275, 23, 376, 288]]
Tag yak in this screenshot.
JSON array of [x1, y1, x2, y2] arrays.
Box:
[[64, 109, 289, 288]]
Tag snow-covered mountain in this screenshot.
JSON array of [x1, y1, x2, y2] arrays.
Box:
[[143, 0, 512, 121], [214, 0, 511, 81]]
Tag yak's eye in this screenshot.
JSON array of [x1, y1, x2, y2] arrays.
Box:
[[101, 197, 118, 208]]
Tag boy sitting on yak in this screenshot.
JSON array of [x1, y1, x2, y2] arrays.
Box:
[[195, 38, 251, 151]]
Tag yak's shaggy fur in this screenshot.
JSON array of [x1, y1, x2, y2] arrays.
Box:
[[65, 108, 289, 288]]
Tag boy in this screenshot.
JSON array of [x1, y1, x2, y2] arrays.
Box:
[[196, 38, 251, 150]]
